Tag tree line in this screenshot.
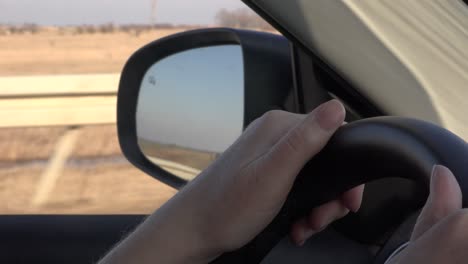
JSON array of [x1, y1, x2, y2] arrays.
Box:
[[0, 23, 182, 36], [0, 9, 274, 36]]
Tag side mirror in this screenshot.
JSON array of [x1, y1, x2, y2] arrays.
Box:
[[117, 28, 294, 189]]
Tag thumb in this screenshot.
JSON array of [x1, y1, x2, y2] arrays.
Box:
[[410, 165, 462, 241], [266, 100, 345, 181]]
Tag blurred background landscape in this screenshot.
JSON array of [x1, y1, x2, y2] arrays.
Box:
[[0, 0, 272, 214]]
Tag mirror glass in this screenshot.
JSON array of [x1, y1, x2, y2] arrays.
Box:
[[136, 45, 244, 181]]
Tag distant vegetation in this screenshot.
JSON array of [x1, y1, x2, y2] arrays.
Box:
[[0, 23, 41, 35], [0, 9, 275, 36], [215, 8, 274, 30], [0, 23, 194, 36]]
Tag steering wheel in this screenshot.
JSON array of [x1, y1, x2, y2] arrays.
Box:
[[210, 116, 468, 264]]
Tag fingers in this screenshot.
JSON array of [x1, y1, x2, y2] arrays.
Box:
[[266, 100, 347, 246], [289, 185, 365, 246], [308, 199, 350, 231], [290, 165, 462, 247], [290, 218, 316, 246], [267, 100, 346, 180], [411, 165, 462, 241], [290, 199, 350, 246], [341, 184, 365, 213]]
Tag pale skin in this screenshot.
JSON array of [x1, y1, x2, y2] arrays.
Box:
[[100, 100, 467, 264], [387, 165, 468, 264]]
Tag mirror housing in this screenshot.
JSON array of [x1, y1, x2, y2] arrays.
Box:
[[117, 28, 294, 189]]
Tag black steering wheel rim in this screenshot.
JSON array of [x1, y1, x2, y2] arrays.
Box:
[[211, 117, 468, 264]]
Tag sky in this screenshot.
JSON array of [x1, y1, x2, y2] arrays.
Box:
[[136, 45, 244, 153], [0, 0, 247, 25]]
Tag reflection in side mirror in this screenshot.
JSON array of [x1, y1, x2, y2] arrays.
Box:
[[118, 28, 294, 189], [136, 45, 244, 181]]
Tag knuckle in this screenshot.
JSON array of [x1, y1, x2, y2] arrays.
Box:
[[442, 210, 468, 235], [249, 110, 285, 132], [261, 110, 283, 124], [284, 126, 305, 154], [244, 117, 260, 131], [245, 110, 283, 131], [450, 210, 468, 227]]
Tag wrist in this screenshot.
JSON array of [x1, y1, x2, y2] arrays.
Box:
[[101, 192, 221, 264], [146, 190, 224, 264]]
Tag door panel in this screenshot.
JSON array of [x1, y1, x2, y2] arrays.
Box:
[[0, 215, 146, 264]]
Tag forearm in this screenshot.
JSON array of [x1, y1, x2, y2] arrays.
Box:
[[99, 192, 218, 264]]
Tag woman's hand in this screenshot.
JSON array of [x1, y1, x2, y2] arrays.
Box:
[[100, 100, 364, 264], [387, 165, 468, 264]]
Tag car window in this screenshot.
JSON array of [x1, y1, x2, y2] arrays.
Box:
[[0, 0, 271, 214]]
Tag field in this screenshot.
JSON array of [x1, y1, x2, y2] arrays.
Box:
[[0, 28, 196, 214], [0, 28, 188, 76], [138, 138, 217, 171]]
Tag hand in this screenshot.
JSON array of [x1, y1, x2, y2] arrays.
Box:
[[100, 100, 364, 264], [387, 165, 468, 264], [188, 99, 364, 251]]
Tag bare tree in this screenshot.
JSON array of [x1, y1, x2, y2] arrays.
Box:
[[215, 8, 274, 30], [215, 8, 237, 28], [150, 0, 158, 25], [23, 23, 39, 34], [98, 23, 116, 34]]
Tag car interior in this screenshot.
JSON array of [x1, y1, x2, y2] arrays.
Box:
[[1, 1, 468, 263]]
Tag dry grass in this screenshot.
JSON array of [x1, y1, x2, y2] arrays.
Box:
[[0, 28, 187, 76]]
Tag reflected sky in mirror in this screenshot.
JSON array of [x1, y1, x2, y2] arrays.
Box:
[[137, 45, 244, 154]]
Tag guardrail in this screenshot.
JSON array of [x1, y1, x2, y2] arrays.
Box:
[[0, 74, 119, 128]]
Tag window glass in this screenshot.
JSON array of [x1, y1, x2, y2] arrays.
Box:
[[0, 0, 271, 214]]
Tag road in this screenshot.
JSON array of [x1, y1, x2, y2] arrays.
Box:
[[146, 156, 201, 181]]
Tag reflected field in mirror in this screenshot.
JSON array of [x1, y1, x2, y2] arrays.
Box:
[[136, 45, 244, 181]]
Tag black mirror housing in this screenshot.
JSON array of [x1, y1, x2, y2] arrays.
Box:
[[117, 28, 294, 188]]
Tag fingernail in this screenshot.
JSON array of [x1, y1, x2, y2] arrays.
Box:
[[429, 165, 439, 201], [431, 165, 445, 194], [430, 165, 451, 203], [310, 218, 333, 232], [341, 185, 365, 213], [346, 202, 360, 214], [297, 239, 305, 247], [431, 164, 455, 196], [316, 100, 346, 130], [296, 231, 306, 247], [297, 229, 316, 247]]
